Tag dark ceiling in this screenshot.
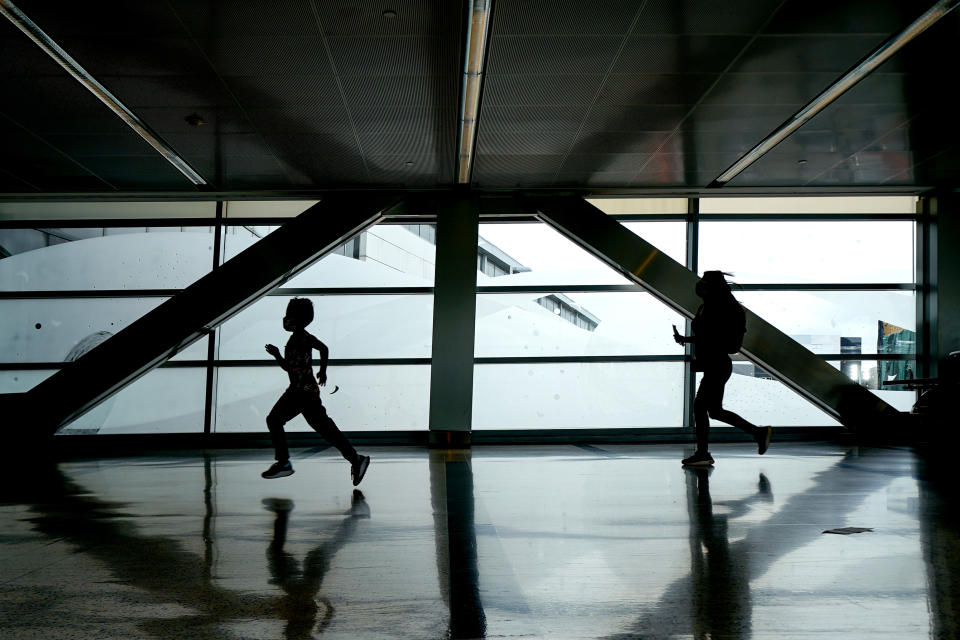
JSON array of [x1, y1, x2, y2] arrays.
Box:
[[0, 0, 957, 194]]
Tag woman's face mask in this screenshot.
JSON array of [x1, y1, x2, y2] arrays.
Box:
[[282, 316, 295, 331]]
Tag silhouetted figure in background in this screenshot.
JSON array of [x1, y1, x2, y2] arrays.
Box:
[[263, 298, 369, 484], [673, 271, 771, 466]]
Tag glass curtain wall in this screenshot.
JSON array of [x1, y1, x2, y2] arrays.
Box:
[[472, 199, 689, 429], [0, 202, 219, 433], [0, 195, 920, 434], [0, 200, 435, 434], [697, 196, 919, 423], [213, 202, 435, 433], [473, 195, 919, 429]]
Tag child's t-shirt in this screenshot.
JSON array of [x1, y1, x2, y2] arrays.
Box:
[[284, 331, 323, 392]]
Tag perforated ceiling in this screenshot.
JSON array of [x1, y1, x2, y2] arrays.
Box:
[[0, 0, 956, 193]]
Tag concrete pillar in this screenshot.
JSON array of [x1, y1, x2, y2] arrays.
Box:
[[428, 196, 479, 447]]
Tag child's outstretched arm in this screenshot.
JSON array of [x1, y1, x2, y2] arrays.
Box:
[[265, 344, 287, 370]]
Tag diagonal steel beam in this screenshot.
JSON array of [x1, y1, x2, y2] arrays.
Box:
[[16, 192, 401, 436], [526, 195, 901, 431]]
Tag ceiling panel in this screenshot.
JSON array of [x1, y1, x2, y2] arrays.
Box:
[[569, 131, 673, 155], [14, 0, 185, 37], [763, 0, 921, 35], [314, 0, 459, 36], [483, 74, 605, 106], [0, 119, 112, 191], [635, 0, 784, 35], [730, 35, 902, 74], [611, 35, 749, 74], [596, 73, 718, 106], [491, 0, 641, 35], [168, 0, 318, 37], [633, 152, 741, 187], [487, 36, 624, 75], [477, 130, 574, 156]]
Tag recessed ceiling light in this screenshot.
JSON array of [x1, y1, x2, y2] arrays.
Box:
[[185, 113, 206, 127], [404, 161, 415, 166], [798, 159, 807, 164], [382, 9, 398, 18]]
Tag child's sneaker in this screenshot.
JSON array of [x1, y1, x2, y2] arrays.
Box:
[[756, 426, 772, 455], [261, 460, 294, 479], [351, 455, 370, 486], [682, 451, 715, 467]]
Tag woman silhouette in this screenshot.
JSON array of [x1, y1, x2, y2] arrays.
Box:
[[673, 271, 771, 466]]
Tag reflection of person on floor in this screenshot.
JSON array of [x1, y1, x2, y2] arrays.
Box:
[[673, 271, 771, 466], [262, 297, 369, 484], [685, 468, 772, 639], [264, 491, 370, 639]]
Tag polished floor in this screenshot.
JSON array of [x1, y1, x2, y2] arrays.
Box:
[[1, 442, 958, 639]]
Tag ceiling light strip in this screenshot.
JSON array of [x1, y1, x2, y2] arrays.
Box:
[[713, 0, 960, 186], [456, 0, 493, 184], [0, 0, 207, 186]]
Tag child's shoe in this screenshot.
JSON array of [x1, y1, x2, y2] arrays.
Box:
[[681, 451, 715, 467], [262, 460, 294, 479], [351, 455, 370, 486]]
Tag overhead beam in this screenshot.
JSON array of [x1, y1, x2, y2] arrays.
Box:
[[526, 195, 901, 431], [14, 192, 400, 436]]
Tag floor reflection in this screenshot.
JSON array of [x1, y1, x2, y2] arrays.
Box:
[[264, 491, 369, 638], [430, 449, 486, 639], [5, 458, 374, 638], [604, 449, 912, 639], [16, 463, 278, 638], [916, 449, 960, 639], [1, 445, 956, 638], [685, 467, 770, 639]]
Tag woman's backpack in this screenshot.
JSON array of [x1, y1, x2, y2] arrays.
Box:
[[723, 303, 747, 354]]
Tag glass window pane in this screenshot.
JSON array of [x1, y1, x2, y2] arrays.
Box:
[[473, 362, 684, 428], [58, 367, 206, 434], [587, 197, 688, 214], [699, 220, 915, 283], [699, 196, 917, 214], [477, 222, 685, 288], [829, 360, 917, 412], [718, 358, 916, 426], [0, 369, 55, 393], [623, 221, 687, 264], [476, 292, 684, 357], [737, 291, 916, 355], [218, 294, 433, 359], [700, 369, 842, 427], [0, 298, 207, 363], [215, 365, 429, 432], [0, 227, 214, 290], [221, 223, 436, 286]]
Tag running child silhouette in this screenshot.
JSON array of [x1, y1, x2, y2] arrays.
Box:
[[262, 298, 370, 484], [673, 271, 771, 467]]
